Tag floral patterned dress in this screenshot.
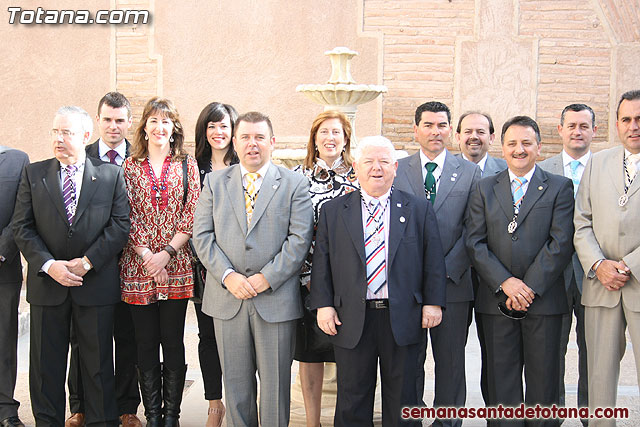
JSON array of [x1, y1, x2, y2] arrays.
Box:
[[293, 158, 359, 361], [120, 155, 200, 305]]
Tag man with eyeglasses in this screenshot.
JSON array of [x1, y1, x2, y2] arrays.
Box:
[[466, 116, 574, 426], [12, 106, 130, 426]]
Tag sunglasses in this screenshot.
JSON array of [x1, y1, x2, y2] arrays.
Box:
[[498, 302, 527, 320]]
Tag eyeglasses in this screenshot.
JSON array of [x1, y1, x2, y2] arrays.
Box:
[[50, 129, 77, 138], [497, 302, 527, 320]]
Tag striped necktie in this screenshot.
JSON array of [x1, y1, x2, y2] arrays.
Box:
[[106, 149, 118, 165], [244, 172, 259, 226], [512, 177, 527, 211], [62, 165, 78, 224], [365, 200, 386, 296]]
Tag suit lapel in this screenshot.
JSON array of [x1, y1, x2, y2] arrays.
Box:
[[72, 159, 99, 225], [42, 160, 69, 225], [342, 192, 366, 265], [387, 191, 409, 268], [225, 166, 248, 235], [514, 167, 547, 225], [433, 150, 458, 212], [492, 170, 514, 220], [247, 165, 281, 235], [606, 146, 625, 197], [406, 153, 426, 198]]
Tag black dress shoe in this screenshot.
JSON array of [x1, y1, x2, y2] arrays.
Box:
[[0, 416, 25, 427]]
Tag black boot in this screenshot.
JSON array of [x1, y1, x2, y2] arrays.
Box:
[[137, 365, 163, 427], [162, 364, 187, 427]]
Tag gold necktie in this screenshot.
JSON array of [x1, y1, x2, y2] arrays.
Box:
[[244, 172, 260, 225]]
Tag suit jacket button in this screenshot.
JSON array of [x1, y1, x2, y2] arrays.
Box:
[[361, 298, 365, 304], [68, 230, 73, 237], [511, 235, 517, 241]]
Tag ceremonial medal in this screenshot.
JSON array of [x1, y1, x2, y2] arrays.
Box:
[[508, 220, 517, 234], [619, 194, 628, 207]]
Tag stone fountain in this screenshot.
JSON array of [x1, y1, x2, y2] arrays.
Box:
[[296, 46, 387, 146]]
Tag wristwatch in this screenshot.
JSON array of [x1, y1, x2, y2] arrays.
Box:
[[81, 256, 92, 271]]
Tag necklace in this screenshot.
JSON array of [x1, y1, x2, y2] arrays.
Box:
[[619, 153, 635, 207], [145, 155, 171, 208]]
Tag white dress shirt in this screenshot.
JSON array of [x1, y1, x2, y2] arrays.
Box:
[[420, 149, 447, 192], [98, 139, 127, 166], [361, 187, 391, 300]]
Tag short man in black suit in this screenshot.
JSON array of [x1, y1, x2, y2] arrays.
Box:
[[310, 136, 447, 426], [65, 92, 141, 427], [13, 106, 130, 426], [0, 145, 29, 427], [466, 116, 574, 426], [394, 101, 480, 427]]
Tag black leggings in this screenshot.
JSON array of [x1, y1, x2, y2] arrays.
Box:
[[194, 302, 223, 400], [129, 299, 188, 371]]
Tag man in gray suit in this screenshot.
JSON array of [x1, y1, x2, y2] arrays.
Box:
[[539, 103, 596, 425], [455, 111, 507, 177], [574, 90, 640, 427], [193, 111, 313, 427], [394, 101, 480, 427], [0, 145, 29, 427]]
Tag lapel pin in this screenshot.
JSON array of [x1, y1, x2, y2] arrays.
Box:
[[396, 203, 401, 207], [272, 185, 278, 189], [399, 216, 406, 223], [538, 186, 543, 190], [451, 177, 456, 181], [453, 173, 458, 177], [91, 176, 96, 181]]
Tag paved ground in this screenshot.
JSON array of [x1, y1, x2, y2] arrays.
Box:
[[13, 290, 639, 426]]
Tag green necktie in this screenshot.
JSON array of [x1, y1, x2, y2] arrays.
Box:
[[424, 162, 437, 204]]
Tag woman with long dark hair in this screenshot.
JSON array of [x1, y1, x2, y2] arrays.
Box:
[[193, 102, 238, 427]]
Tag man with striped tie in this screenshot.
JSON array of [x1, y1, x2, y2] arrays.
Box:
[[466, 116, 574, 426], [539, 104, 596, 425], [12, 106, 130, 426], [311, 136, 447, 426]]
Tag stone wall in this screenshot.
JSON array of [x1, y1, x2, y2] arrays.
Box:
[[2, 0, 639, 160]]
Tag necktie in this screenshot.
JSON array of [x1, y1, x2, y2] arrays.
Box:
[[424, 162, 437, 204], [244, 172, 260, 226], [62, 165, 77, 224], [569, 160, 581, 197], [512, 177, 528, 211], [106, 149, 118, 165], [626, 154, 640, 187], [365, 200, 386, 296]]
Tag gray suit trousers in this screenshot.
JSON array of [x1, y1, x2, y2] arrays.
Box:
[[214, 299, 296, 427]]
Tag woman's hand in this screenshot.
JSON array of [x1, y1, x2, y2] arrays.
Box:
[[153, 268, 169, 284], [144, 251, 171, 276]]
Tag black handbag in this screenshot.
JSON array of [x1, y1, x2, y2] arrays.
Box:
[[182, 158, 206, 304], [299, 286, 333, 354]]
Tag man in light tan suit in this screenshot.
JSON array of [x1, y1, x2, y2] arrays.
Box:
[[574, 90, 640, 426]]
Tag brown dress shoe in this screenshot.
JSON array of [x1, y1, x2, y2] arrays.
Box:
[[119, 414, 143, 427], [65, 413, 85, 427]]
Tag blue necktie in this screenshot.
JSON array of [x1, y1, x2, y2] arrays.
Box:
[[512, 177, 528, 211], [569, 160, 580, 197]]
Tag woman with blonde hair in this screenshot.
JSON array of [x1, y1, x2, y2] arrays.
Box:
[[293, 110, 359, 426], [120, 97, 200, 427]]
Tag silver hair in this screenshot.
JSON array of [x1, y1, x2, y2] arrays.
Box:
[[354, 136, 397, 162], [55, 106, 93, 137]]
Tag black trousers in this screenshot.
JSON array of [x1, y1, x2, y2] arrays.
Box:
[[480, 313, 562, 427], [68, 301, 140, 415], [193, 302, 223, 401], [0, 282, 21, 420], [30, 297, 118, 426], [129, 299, 188, 371], [333, 307, 419, 427]]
